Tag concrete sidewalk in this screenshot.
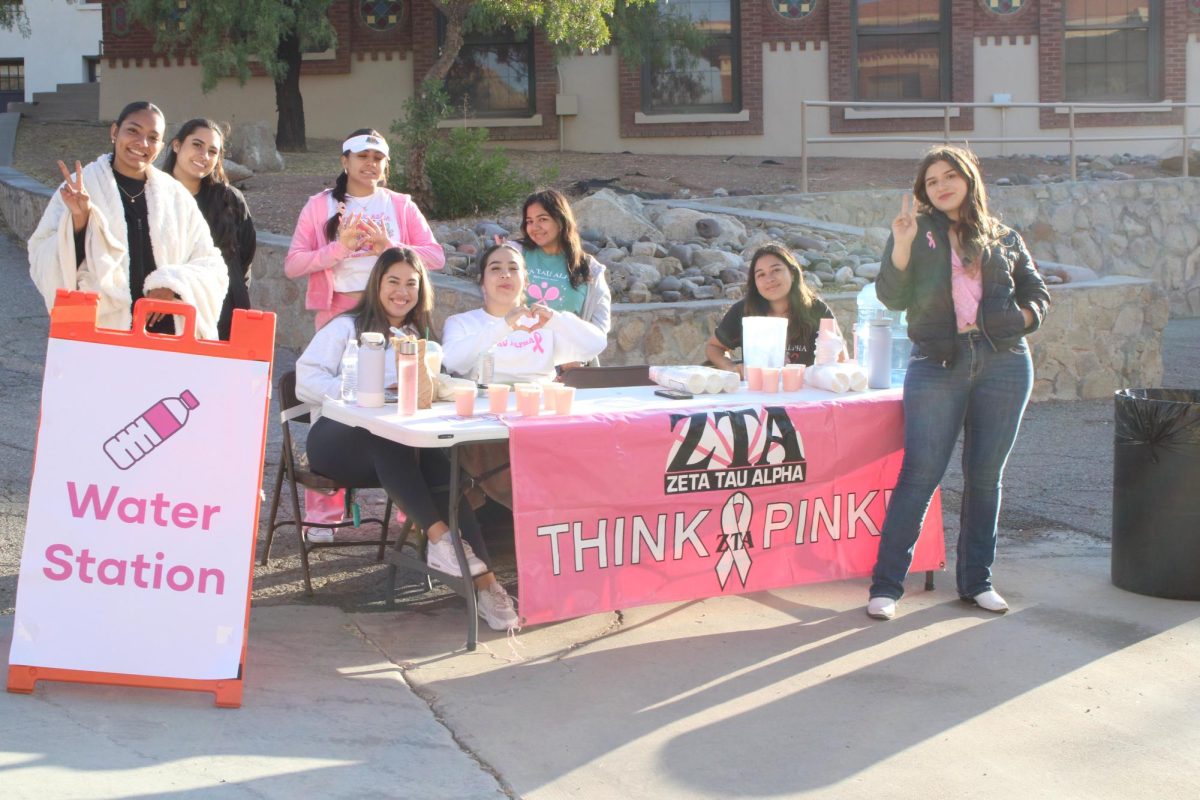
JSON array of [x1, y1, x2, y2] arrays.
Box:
[[3, 533, 1198, 799]]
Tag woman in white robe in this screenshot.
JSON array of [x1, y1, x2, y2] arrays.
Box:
[[28, 101, 228, 339]]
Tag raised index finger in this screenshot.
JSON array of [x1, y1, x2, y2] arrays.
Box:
[[75, 161, 84, 187], [57, 160, 72, 185]]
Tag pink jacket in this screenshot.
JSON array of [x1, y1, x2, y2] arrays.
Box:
[[284, 189, 445, 311]]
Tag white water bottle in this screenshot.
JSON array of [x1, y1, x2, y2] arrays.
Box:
[[340, 338, 359, 403], [357, 332, 386, 407]]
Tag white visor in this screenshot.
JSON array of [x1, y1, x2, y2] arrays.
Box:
[[342, 134, 390, 158]]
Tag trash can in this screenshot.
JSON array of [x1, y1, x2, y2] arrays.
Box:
[[1111, 388, 1200, 600]]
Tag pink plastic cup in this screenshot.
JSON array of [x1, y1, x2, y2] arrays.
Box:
[[454, 385, 476, 416], [514, 383, 542, 416], [782, 364, 806, 392], [487, 384, 510, 414], [761, 367, 781, 393], [554, 385, 576, 415], [745, 365, 764, 391], [541, 382, 561, 412]]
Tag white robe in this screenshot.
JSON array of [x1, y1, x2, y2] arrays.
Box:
[[28, 155, 229, 340]]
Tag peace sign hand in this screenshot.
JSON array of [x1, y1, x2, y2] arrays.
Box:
[[58, 160, 90, 233], [891, 193, 918, 248]]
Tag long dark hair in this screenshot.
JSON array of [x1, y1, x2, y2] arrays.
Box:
[[111, 100, 165, 170], [912, 144, 1002, 269], [323, 128, 389, 243], [164, 118, 244, 267], [520, 188, 588, 289], [163, 118, 229, 186], [743, 244, 821, 349], [345, 247, 434, 339]]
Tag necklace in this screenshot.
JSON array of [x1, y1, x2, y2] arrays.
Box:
[[118, 182, 146, 204]]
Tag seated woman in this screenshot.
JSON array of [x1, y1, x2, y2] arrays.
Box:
[[295, 247, 517, 631], [706, 244, 837, 373], [28, 101, 228, 338], [441, 242, 609, 384]]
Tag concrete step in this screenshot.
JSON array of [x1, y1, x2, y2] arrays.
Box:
[[20, 82, 98, 122]]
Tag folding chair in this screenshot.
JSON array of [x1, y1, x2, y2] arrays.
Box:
[[262, 369, 396, 596]]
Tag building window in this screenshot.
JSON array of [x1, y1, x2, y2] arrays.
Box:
[[853, 0, 950, 102], [1064, 0, 1160, 102], [439, 17, 534, 117], [360, 0, 403, 32], [642, 0, 740, 114], [0, 58, 23, 108]]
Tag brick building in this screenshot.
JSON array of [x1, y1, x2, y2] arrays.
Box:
[[97, 0, 1200, 158]]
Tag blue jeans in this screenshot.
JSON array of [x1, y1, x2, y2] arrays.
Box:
[[870, 332, 1033, 601]]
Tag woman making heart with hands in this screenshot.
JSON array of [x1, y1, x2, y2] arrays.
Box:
[[284, 128, 444, 330], [442, 242, 608, 384]]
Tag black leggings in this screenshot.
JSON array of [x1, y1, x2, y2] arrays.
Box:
[[306, 417, 491, 567]]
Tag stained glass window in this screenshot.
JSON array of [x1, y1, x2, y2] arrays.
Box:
[[360, 0, 403, 32], [772, 1, 818, 21]]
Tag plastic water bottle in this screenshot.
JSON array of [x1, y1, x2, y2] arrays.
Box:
[[340, 338, 359, 403], [867, 314, 892, 389], [856, 281, 909, 385], [103, 390, 199, 470], [357, 332, 386, 407]]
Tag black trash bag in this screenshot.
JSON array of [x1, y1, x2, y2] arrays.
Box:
[[1112, 388, 1200, 600]]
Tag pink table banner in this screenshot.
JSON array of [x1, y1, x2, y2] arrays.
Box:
[[508, 391, 945, 625]]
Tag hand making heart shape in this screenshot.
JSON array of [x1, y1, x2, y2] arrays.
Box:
[[505, 302, 555, 334]]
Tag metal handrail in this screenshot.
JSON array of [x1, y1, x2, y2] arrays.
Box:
[[797, 100, 1200, 193]]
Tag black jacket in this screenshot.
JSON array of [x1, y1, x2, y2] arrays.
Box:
[[876, 210, 1050, 366]]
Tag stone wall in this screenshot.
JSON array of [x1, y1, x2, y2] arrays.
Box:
[[709, 178, 1200, 317], [0, 167, 1168, 400]]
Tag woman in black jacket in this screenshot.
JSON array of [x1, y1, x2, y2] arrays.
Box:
[[165, 118, 256, 340], [867, 145, 1050, 621]]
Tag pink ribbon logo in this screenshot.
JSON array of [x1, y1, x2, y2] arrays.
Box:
[[926, 232, 936, 249], [529, 331, 545, 354], [715, 491, 753, 590]]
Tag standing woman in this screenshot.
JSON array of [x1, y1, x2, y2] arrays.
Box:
[[867, 145, 1050, 621], [295, 248, 518, 631], [164, 118, 256, 341], [520, 189, 611, 349], [285, 128, 443, 531], [285, 128, 444, 330], [706, 243, 837, 374], [29, 101, 228, 338]]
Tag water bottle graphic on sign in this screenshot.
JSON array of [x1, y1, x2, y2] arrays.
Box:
[[103, 390, 200, 470]]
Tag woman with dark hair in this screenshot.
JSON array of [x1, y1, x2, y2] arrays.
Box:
[[520, 189, 611, 345], [867, 145, 1049, 621], [285, 127, 444, 531], [29, 101, 228, 338], [164, 118, 256, 341], [285, 128, 444, 330], [441, 242, 608, 384], [295, 247, 517, 631], [706, 243, 837, 373]]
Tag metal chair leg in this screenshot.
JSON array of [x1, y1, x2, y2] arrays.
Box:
[[262, 451, 286, 566]]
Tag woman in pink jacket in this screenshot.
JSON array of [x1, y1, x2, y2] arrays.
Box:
[[285, 128, 444, 538], [285, 128, 445, 329]]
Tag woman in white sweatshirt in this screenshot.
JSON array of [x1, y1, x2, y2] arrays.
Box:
[[441, 242, 608, 384], [295, 247, 517, 632]]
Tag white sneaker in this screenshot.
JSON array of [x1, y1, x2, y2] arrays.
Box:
[[970, 589, 1009, 614], [426, 534, 487, 577], [866, 596, 897, 620], [477, 582, 519, 631], [305, 528, 334, 544]]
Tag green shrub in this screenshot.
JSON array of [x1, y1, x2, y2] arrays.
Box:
[[420, 127, 532, 219]]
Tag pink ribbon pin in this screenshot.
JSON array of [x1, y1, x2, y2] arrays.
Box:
[[926, 232, 936, 249]]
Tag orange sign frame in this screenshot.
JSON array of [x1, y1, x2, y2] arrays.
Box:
[[6, 290, 276, 708]]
